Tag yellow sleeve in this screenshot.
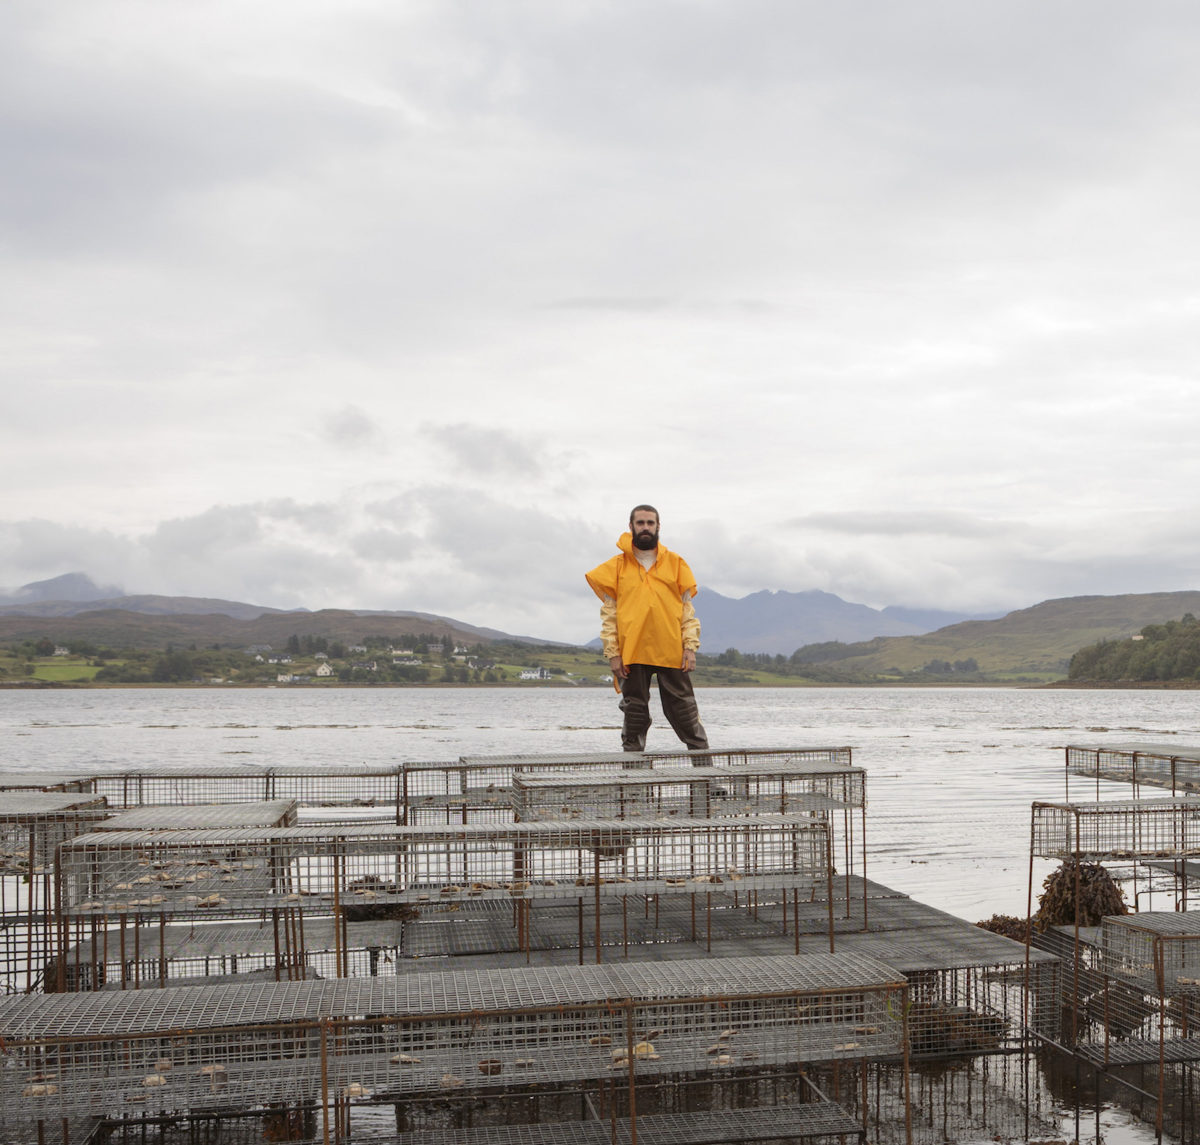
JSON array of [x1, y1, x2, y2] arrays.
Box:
[[681, 592, 700, 652], [600, 596, 620, 659]]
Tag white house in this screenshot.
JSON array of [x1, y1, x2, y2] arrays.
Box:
[[315, 663, 335, 677]]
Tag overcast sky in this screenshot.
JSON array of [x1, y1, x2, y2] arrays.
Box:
[[4, 1, 1200, 643]]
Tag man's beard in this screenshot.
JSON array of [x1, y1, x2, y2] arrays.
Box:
[[632, 529, 658, 551]]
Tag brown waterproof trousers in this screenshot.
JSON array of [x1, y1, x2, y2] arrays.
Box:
[[618, 664, 709, 754]]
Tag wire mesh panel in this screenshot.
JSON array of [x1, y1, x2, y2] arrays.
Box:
[[904, 962, 1046, 1057], [1101, 911, 1200, 994], [1066, 743, 1200, 795], [458, 747, 853, 773], [93, 801, 299, 831], [0, 953, 907, 1135], [639, 746, 856, 774], [401, 756, 711, 827], [59, 918, 403, 992], [401, 760, 522, 826], [0, 798, 113, 994], [512, 764, 864, 822], [91, 767, 405, 811], [1031, 798, 1200, 859], [0, 773, 97, 794], [58, 827, 286, 918], [0, 795, 111, 866]]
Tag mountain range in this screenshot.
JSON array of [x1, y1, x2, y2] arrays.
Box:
[[2, 573, 1198, 680], [0, 574, 545, 647], [0, 574, 990, 654], [696, 588, 997, 654]]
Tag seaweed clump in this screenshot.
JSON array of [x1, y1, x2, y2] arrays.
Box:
[[1035, 860, 1127, 929], [975, 914, 1030, 943]]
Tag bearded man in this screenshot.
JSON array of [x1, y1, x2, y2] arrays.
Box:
[[585, 505, 709, 753]]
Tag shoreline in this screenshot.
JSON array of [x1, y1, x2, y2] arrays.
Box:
[[3, 678, 1194, 691]]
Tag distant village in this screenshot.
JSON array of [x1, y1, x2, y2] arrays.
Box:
[[7, 633, 607, 687]]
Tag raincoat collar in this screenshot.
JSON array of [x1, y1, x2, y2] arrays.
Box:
[[617, 530, 664, 561]]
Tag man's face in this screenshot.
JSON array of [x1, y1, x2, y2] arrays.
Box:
[[630, 511, 659, 551]]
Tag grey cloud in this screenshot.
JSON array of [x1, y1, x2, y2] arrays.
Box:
[[363, 485, 603, 616], [549, 298, 674, 314], [0, 519, 137, 585], [320, 406, 383, 449], [349, 528, 421, 563], [422, 424, 541, 478], [0, 7, 395, 258], [149, 507, 263, 556], [787, 511, 1018, 539], [256, 500, 347, 535]]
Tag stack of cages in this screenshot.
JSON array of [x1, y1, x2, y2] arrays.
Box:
[[1031, 796, 1200, 918], [55, 815, 835, 982], [1, 745, 1067, 1143], [0, 952, 909, 1145], [51, 802, 309, 992], [1087, 910, 1200, 1142], [0, 791, 111, 994], [42, 774, 430, 993], [1030, 792, 1200, 1141], [1065, 743, 1200, 911], [507, 749, 867, 927], [635, 746, 867, 924]]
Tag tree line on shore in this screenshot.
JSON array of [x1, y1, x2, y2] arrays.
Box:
[[11, 616, 1194, 687], [1068, 613, 1200, 683]]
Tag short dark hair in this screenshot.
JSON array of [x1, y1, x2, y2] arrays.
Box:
[[629, 504, 659, 525]]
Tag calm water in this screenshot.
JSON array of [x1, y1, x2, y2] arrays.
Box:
[[4, 685, 1197, 921]]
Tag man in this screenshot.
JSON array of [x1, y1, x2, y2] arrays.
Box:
[[585, 505, 709, 753]]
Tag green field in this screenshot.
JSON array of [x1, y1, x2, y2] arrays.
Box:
[[0, 655, 107, 683]]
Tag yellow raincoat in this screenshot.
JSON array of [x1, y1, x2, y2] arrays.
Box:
[[585, 532, 700, 669]]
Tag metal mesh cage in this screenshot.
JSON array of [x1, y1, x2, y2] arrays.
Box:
[[59, 917, 401, 992], [93, 801, 299, 831], [511, 764, 864, 822], [0, 795, 111, 865], [400, 756, 721, 827], [1101, 911, 1200, 994], [414, 750, 858, 826], [0, 772, 96, 793], [91, 766, 406, 811], [0, 953, 907, 1134], [1066, 743, 1200, 796], [1031, 798, 1200, 859], [57, 816, 831, 918], [0, 797, 112, 994]]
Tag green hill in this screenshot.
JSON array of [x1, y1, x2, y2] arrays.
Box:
[[0, 608, 505, 651], [796, 591, 1200, 682]]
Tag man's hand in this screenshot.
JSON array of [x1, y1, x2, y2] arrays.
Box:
[[682, 649, 696, 672], [610, 656, 628, 679]]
